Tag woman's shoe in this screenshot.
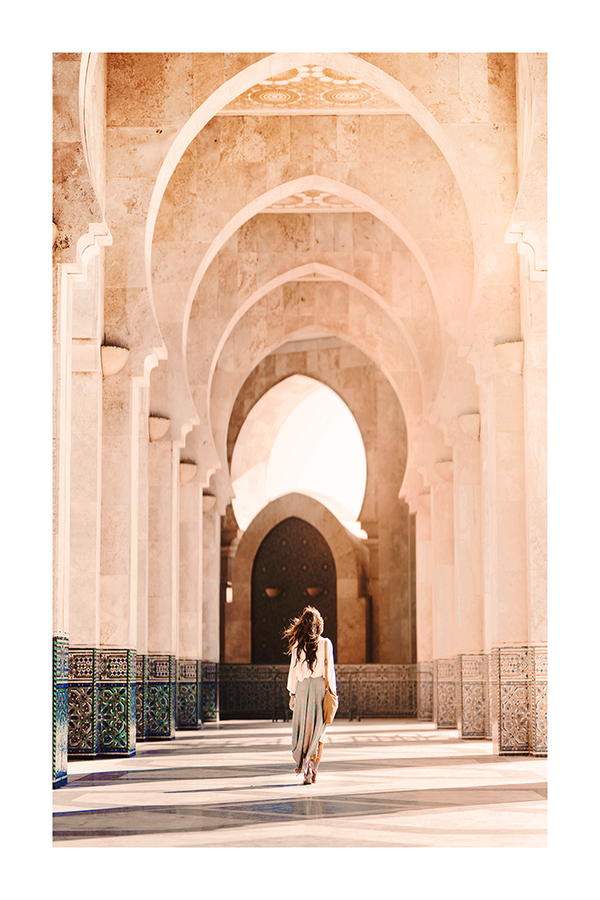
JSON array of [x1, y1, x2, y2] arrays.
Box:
[[310, 755, 320, 783], [303, 767, 313, 784]]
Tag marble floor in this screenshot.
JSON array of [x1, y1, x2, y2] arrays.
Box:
[[53, 719, 547, 849]]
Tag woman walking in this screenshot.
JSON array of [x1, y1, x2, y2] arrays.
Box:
[[284, 606, 337, 784]]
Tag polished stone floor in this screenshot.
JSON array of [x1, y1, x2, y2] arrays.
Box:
[[53, 719, 547, 848]]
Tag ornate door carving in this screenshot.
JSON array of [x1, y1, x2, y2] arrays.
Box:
[[251, 516, 337, 665]]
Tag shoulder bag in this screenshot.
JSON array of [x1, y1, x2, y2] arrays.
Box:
[[323, 641, 339, 725]]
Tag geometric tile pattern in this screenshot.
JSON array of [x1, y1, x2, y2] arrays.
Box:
[[490, 644, 547, 757], [217, 664, 419, 721], [529, 645, 548, 757], [346, 665, 417, 720], [53, 637, 69, 787], [67, 648, 99, 758], [146, 655, 176, 739], [457, 654, 489, 739], [201, 662, 219, 722], [136, 654, 148, 739], [218, 664, 289, 721], [97, 650, 136, 756], [434, 659, 457, 728], [67, 648, 136, 759], [176, 659, 202, 730], [417, 662, 433, 721]]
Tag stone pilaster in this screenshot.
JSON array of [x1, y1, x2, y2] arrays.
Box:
[[457, 653, 490, 739], [146, 655, 177, 739], [490, 643, 547, 756], [177, 659, 202, 729], [433, 658, 457, 728], [416, 661, 433, 721], [53, 637, 69, 787]]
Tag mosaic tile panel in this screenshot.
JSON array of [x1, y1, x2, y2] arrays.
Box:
[[417, 662, 433, 721], [68, 648, 99, 758], [146, 655, 176, 739], [434, 659, 456, 728], [97, 650, 136, 756], [177, 659, 202, 729], [53, 637, 69, 787], [457, 654, 489, 739], [529, 646, 548, 757], [490, 644, 547, 756], [136, 654, 148, 739], [202, 662, 219, 722]]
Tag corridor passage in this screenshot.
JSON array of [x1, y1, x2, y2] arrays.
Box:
[[53, 719, 547, 848]]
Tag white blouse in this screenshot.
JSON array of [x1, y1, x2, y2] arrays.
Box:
[[287, 636, 337, 695]]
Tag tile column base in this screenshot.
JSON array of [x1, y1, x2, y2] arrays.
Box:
[[417, 662, 433, 721], [97, 650, 136, 757], [68, 648, 99, 758], [434, 658, 457, 728], [490, 643, 548, 756], [177, 659, 202, 729], [457, 654, 490, 740], [53, 637, 69, 787], [68, 648, 136, 759], [136, 654, 148, 740], [146, 655, 177, 739], [201, 662, 219, 722]]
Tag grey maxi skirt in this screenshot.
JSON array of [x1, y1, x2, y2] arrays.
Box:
[[291, 676, 326, 775]]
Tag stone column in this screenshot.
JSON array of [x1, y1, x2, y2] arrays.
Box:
[[177, 472, 203, 729], [415, 501, 433, 720], [479, 357, 529, 755], [431, 467, 456, 727], [53, 260, 72, 783], [146, 438, 180, 738], [97, 367, 139, 757], [67, 357, 103, 759], [453, 419, 488, 739], [135, 389, 150, 739], [201, 499, 221, 721], [66, 247, 106, 759]]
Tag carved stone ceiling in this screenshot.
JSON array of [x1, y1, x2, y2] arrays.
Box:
[[219, 63, 404, 116]]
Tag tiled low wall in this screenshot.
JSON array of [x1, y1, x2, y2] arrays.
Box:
[[218, 664, 419, 721]]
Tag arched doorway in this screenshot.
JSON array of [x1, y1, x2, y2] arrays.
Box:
[[251, 516, 337, 664]]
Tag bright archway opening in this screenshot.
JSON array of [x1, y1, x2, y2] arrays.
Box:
[[231, 375, 367, 538]]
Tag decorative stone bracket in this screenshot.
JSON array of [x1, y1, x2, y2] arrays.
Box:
[[101, 345, 130, 377], [458, 413, 481, 440], [202, 493, 217, 513], [434, 460, 454, 482], [180, 460, 198, 483], [494, 341, 524, 375], [148, 415, 171, 441]]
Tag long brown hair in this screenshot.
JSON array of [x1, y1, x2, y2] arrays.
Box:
[[283, 606, 324, 672]]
